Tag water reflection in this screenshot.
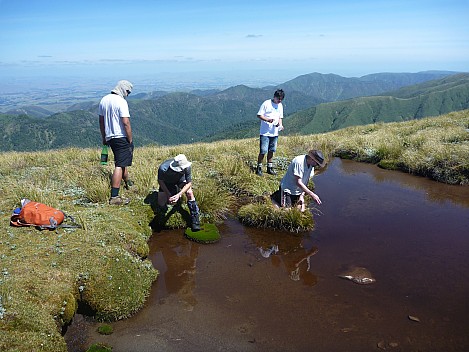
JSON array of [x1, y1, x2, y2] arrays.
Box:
[[257, 244, 319, 285], [148, 233, 199, 310], [338, 158, 469, 207]]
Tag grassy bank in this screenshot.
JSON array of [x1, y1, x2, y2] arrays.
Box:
[[1, 110, 468, 351]]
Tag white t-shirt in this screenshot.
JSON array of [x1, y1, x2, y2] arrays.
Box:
[[98, 93, 130, 141], [281, 155, 314, 195], [257, 99, 283, 136]]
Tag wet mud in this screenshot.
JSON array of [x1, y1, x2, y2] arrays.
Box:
[[65, 158, 469, 352]]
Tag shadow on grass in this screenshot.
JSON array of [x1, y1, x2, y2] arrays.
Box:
[[144, 191, 191, 232]]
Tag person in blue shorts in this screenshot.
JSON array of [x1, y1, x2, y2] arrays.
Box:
[[256, 89, 285, 176]]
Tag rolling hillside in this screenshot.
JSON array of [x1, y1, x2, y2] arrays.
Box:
[[283, 73, 469, 135], [0, 71, 466, 151], [279, 70, 456, 101], [207, 73, 469, 140]]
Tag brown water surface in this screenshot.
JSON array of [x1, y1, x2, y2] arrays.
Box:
[[66, 158, 469, 352]]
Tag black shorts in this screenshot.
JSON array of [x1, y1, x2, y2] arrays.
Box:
[[159, 181, 187, 196], [108, 138, 134, 167], [271, 186, 301, 207]]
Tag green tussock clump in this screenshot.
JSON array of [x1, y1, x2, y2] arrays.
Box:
[[328, 110, 469, 184], [86, 343, 113, 352], [97, 323, 113, 335], [238, 203, 315, 233]]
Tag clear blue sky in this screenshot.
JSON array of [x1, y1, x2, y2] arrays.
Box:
[[1, 0, 468, 85]]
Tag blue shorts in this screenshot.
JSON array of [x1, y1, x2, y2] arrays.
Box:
[[259, 135, 278, 155]]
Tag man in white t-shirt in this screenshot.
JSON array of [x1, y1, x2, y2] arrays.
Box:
[[99, 80, 134, 205], [271, 150, 326, 212], [256, 89, 285, 176]]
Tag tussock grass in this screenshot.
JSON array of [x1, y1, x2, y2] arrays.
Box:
[[1, 110, 468, 351], [327, 110, 469, 184], [238, 202, 315, 233]]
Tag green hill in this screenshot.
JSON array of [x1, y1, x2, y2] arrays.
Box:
[[5, 105, 54, 118], [1, 72, 465, 152], [283, 73, 469, 135], [280, 71, 456, 101], [205, 73, 469, 141]]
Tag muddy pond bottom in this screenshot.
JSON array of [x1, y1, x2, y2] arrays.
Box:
[[66, 158, 469, 352]]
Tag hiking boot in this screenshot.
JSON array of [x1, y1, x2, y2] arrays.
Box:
[[188, 200, 201, 231], [124, 180, 134, 190], [191, 216, 201, 231], [267, 167, 277, 175], [109, 196, 130, 205], [255, 166, 263, 176]]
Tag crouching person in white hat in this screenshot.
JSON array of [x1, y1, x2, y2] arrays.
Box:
[[157, 154, 201, 231], [271, 149, 326, 212]]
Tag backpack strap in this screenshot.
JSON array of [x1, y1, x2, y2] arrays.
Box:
[[10, 214, 32, 227], [58, 212, 82, 229]]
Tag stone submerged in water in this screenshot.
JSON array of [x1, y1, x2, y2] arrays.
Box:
[[339, 266, 376, 285]]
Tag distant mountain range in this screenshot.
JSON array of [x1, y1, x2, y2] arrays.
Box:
[[1, 71, 467, 152], [213, 72, 469, 140]]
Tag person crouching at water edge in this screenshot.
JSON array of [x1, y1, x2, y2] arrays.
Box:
[[271, 150, 326, 212], [157, 154, 201, 231]]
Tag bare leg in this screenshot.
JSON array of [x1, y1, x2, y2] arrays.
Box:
[[122, 167, 129, 183], [112, 167, 124, 188], [185, 187, 196, 202], [157, 191, 168, 207], [257, 153, 265, 164], [266, 151, 274, 164]]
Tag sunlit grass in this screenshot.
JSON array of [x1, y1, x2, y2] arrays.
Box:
[[238, 202, 315, 233], [1, 110, 468, 351]]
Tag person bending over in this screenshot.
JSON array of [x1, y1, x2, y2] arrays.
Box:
[[157, 154, 201, 231], [272, 150, 326, 212]]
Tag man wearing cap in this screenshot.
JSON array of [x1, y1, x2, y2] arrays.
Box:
[[157, 154, 201, 231], [272, 150, 326, 211], [99, 80, 134, 205]]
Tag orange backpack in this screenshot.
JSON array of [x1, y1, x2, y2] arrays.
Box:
[[11, 201, 65, 230]]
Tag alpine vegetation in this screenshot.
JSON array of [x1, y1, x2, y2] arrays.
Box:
[[0, 110, 468, 351]]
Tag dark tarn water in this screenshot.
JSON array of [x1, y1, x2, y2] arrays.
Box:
[[66, 158, 469, 352]]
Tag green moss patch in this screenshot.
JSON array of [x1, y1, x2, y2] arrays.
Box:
[[86, 343, 113, 352], [184, 223, 221, 244], [97, 324, 113, 335]]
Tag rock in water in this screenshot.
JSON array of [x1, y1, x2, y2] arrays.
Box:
[[339, 266, 376, 285]]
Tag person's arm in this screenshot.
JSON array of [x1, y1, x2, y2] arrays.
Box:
[[295, 176, 321, 204], [122, 116, 132, 144], [99, 115, 106, 145], [277, 116, 284, 131], [257, 114, 274, 123], [278, 104, 284, 131], [168, 182, 192, 204]]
